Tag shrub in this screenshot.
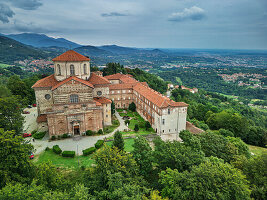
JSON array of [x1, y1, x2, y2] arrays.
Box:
[[98, 129, 103, 135], [45, 147, 50, 151], [145, 121, 151, 130], [104, 127, 112, 134], [32, 131, 46, 139], [129, 102, 136, 112], [125, 119, 130, 126], [134, 124, 139, 132], [95, 140, 104, 149], [112, 131, 124, 150], [86, 130, 94, 136], [31, 130, 37, 135], [83, 147, 96, 156], [53, 145, 62, 154], [112, 120, 120, 126], [62, 133, 68, 138], [62, 151, 75, 158], [51, 135, 56, 140]]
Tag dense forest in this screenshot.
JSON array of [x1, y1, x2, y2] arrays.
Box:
[[0, 63, 266, 199]]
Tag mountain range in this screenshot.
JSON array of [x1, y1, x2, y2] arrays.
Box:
[[5, 33, 81, 48], [0, 33, 166, 64]]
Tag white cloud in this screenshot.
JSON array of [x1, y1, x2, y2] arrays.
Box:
[[168, 6, 205, 22]]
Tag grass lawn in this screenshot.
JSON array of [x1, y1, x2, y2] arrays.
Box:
[[249, 145, 267, 156], [106, 138, 135, 152], [0, 63, 11, 68], [35, 149, 95, 169]]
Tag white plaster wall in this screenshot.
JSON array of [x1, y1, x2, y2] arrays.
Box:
[[152, 107, 187, 135], [54, 61, 91, 81]]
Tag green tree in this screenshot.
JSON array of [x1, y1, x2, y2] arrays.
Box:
[[35, 161, 63, 190], [145, 121, 151, 130], [112, 131, 124, 151], [0, 96, 24, 134], [160, 157, 251, 200], [243, 153, 267, 200], [132, 136, 153, 178], [129, 102, 136, 112], [0, 130, 34, 188], [0, 181, 64, 200], [0, 85, 11, 98], [196, 131, 237, 163], [153, 137, 204, 172], [111, 100, 115, 115], [134, 124, 139, 132], [92, 145, 138, 186]]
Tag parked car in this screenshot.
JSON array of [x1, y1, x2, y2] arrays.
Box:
[[29, 152, 34, 160], [23, 133, 32, 138], [32, 104, 36, 107], [23, 111, 30, 114], [27, 105, 32, 108]]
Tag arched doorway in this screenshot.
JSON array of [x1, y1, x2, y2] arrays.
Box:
[[73, 125, 80, 135]]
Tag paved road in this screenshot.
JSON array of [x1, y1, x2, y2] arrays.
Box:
[[28, 111, 127, 155], [22, 107, 38, 133]]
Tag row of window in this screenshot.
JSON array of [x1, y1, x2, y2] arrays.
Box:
[[57, 64, 88, 76], [111, 89, 131, 94], [112, 97, 131, 101]]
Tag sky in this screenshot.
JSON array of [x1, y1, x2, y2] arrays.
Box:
[[0, 0, 267, 49]]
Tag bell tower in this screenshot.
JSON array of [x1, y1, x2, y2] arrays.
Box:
[[52, 50, 91, 81]]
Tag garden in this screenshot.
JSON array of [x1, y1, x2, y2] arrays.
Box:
[[116, 108, 156, 137], [35, 137, 135, 169]]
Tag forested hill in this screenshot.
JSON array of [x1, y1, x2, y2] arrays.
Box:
[[0, 36, 50, 64]]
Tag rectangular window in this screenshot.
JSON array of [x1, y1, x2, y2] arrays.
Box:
[[162, 119, 165, 125], [168, 109, 170, 115]]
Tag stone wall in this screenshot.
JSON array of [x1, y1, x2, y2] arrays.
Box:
[[35, 88, 53, 115]]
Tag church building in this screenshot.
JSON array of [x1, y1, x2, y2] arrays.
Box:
[[32, 50, 188, 138]]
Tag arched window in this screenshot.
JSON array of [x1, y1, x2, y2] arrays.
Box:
[[57, 64, 61, 75], [70, 65, 75, 75], [70, 94, 79, 103], [83, 64, 87, 74]]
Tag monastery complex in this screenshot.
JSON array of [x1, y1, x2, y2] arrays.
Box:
[[32, 50, 188, 138]]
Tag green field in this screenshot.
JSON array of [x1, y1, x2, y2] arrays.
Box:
[[249, 145, 267, 156], [35, 149, 95, 169], [0, 63, 11, 68]]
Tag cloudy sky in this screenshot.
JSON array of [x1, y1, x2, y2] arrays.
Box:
[[0, 0, 267, 49]]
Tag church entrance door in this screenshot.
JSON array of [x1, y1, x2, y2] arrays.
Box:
[[74, 125, 80, 135]]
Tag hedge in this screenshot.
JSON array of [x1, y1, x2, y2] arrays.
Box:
[[53, 145, 62, 154], [62, 151, 75, 158], [32, 131, 46, 139], [86, 130, 95, 136], [82, 147, 96, 156], [95, 140, 104, 149]]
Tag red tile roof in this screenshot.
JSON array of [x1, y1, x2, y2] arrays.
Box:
[[32, 75, 58, 88], [109, 83, 136, 90], [52, 76, 94, 90], [104, 73, 124, 80], [94, 97, 112, 104], [120, 75, 138, 84], [104, 73, 137, 84], [37, 114, 47, 123], [52, 50, 90, 62], [133, 82, 188, 108], [89, 73, 110, 86]]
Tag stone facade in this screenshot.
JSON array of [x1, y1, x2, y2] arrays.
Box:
[[33, 50, 188, 138]]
